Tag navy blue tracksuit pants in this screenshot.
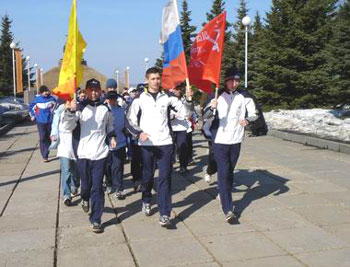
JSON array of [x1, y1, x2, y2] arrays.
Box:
[[105, 147, 126, 192], [212, 143, 241, 214], [78, 158, 106, 224], [141, 145, 173, 216], [130, 143, 142, 183], [37, 122, 51, 159], [174, 130, 188, 169]]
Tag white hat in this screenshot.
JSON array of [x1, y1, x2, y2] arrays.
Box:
[[128, 87, 137, 94]]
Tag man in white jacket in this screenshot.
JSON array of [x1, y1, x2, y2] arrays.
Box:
[[126, 67, 193, 228], [204, 67, 257, 223], [62, 78, 116, 233]]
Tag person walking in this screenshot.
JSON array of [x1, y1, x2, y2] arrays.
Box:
[[62, 78, 116, 233], [104, 91, 128, 199], [29, 85, 56, 162], [126, 67, 193, 228], [50, 102, 80, 206], [203, 67, 257, 223]]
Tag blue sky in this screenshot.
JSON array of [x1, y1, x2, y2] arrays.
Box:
[[0, 0, 271, 85]]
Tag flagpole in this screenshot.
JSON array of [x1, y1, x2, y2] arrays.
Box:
[[174, 0, 191, 101]]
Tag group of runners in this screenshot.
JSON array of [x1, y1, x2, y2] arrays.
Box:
[[29, 66, 258, 233]]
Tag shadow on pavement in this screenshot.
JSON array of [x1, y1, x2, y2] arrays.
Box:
[[0, 169, 60, 187]]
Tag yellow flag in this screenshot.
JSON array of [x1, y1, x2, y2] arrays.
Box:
[[53, 0, 86, 100]]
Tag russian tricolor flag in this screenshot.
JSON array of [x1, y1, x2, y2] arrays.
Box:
[[160, 0, 188, 90]]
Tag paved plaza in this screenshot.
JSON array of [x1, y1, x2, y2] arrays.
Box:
[[1, 121, 350, 267]]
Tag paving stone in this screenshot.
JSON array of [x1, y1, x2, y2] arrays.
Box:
[[199, 232, 286, 262], [0, 248, 53, 267], [224, 255, 304, 267], [264, 226, 348, 254], [295, 248, 350, 267], [243, 208, 313, 231], [57, 244, 134, 267], [273, 194, 334, 208], [171, 262, 220, 267], [183, 214, 255, 237], [0, 211, 56, 232], [0, 228, 55, 252], [123, 218, 192, 241], [130, 237, 213, 267], [58, 224, 125, 249], [322, 223, 350, 243], [292, 181, 347, 194], [291, 205, 350, 226]]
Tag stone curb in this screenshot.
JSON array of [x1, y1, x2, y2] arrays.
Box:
[[268, 129, 350, 155]]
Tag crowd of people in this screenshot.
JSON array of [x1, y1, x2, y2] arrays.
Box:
[[29, 66, 259, 233]]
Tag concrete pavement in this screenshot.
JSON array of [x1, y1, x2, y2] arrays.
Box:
[[1, 120, 350, 267]]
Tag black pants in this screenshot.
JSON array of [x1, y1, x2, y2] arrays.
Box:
[[105, 147, 126, 192], [36, 122, 51, 159], [174, 131, 188, 169], [206, 141, 217, 175], [78, 158, 106, 224], [130, 143, 142, 183], [141, 145, 173, 216], [212, 143, 241, 214]]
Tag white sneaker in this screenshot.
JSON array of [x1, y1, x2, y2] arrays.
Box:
[[204, 173, 211, 183]]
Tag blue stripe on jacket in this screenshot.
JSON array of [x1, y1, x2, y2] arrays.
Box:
[[29, 95, 56, 124]]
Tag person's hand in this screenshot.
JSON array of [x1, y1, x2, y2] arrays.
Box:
[[66, 99, 77, 111], [30, 116, 35, 122], [186, 89, 194, 100], [110, 137, 117, 148], [239, 119, 249, 127], [50, 135, 57, 142], [210, 99, 218, 110], [139, 132, 149, 142], [70, 99, 77, 111]]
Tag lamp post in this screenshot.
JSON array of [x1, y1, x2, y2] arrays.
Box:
[[10, 42, 17, 101], [40, 68, 44, 85], [34, 63, 38, 94], [144, 57, 149, 71], [125, 66, 130, 89], [242, 16, 251, 89], [26, 56, 31, 91]]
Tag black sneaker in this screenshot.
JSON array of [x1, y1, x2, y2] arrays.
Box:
[[115, 191, 126, 200], [91, 222, 103, 233], [63, 197, 71, 206], [133, 181, 142, 192], [142, 202, 151, 216], [225, 211, 235, 223], [159, 215, 171, 228], [70, 189, 79, 198], [81, 200, 89, 213], [179, 167, 188, 175]]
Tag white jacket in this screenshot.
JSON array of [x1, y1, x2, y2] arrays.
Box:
[[62, 101, 114, 160], [170, 97, 192, 132], [126, 91, 192, 146]]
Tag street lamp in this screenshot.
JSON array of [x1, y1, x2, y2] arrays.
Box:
[[125, 66, 130, 89], [144, 57, 149, 71], [26, 56, 31, 91], [34, 63, 39, 94], [115, 69, 119, 85], [40, 68, 44, 85], [10, 42, 17, 101], [242, 16, 251, 89]]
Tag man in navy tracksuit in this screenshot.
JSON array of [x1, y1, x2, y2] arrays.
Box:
[[104, 90, 128, 199], [62, 79, 116, 233], [29, 85, 56, 161], [126, 67, 193, 228], [204, 67, 257, 223]]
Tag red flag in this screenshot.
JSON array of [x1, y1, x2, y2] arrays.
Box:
[[188, 12, 226, 94]]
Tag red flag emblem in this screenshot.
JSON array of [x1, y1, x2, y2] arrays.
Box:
[[188, 12, 226, 93]]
